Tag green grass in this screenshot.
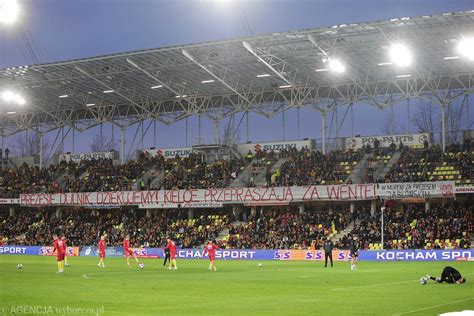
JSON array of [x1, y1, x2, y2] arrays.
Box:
[[0, 256, 473, 316]]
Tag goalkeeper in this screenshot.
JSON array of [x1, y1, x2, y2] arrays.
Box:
[[427, 266, 466, 284]]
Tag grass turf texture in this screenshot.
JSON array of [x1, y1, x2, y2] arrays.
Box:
[[1, 256, 473, 316]]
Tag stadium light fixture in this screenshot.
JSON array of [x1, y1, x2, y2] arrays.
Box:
[[1, 90, 25, 105], [279, 85, 292, 88], [103, 90, 114, 93], [151, 85, 163, 89], [59, 95, 69, 98], [0, 0, 19, 24], [201, 79, 215, 83], [86, 103, 95, 107], [389, 43, 412, 67], [443, 56, 459, 60], [457, 37, 474, 61], [396, 74, 411, 78], [328, 58, 345, 73], [6, 111, 16, 114], [377, 62, 393, 66], [315, 68, 329, 72], [256, 74, 270, 78]]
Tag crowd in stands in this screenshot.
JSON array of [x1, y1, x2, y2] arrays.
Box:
[[0, 208, 229, 249], [223, 208, 348, 249], [1, 203, 471, 250], [275, 148, 361, 187], [383, 143, 473, 183], [338, 204, 472, 250], [159, 153, 244, 190], [0, 140, 471, 199]]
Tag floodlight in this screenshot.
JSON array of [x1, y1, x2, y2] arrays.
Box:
[[328, 59, 345, 73], [0, 0, 19, 24], [389, 43, 412, 67], [1, 90, 25, 105], [457, 37, 474, 61]]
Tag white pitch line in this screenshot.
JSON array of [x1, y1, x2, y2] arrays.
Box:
[[392, 298, 474, 316], [331, 272, 474, 291]]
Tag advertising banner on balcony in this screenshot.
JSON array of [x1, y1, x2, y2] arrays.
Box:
[[143, 147, 193, 159], [377, 181, 455, 199], [19, 184, 377, 207], [236, 139, 314, 155], [344, 133, 429, 150], [59, 151, 115, 163]]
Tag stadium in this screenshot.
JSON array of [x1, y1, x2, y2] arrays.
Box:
[[0, 1, 473, 315]]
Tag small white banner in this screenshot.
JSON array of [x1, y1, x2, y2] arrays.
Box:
[[59, 151, 114, 163], [345, 133, 429, 150], [143, 147, 193, 159], [236, 140, 314, 155], [377, 181, 455, 199]]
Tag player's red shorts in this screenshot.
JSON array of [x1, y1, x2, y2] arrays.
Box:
[[170, 252, 176, 260], [125, 249, 134, 257], [56, 253, 65, 261], [209, 255, 216, 261], [99, 251, 105, 258]]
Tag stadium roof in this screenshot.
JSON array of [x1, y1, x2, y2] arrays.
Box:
[[1, 10, 474, 136]]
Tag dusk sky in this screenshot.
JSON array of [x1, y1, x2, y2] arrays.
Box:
[[1, 0, 473, 158]]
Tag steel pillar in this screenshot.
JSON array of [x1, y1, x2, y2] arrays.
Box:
[[321, 112, 327, 154]]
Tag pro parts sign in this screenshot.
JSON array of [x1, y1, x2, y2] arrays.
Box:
[[345, 133, 429, 150]]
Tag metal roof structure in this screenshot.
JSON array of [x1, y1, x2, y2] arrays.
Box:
[[1, 10, 474, 137]]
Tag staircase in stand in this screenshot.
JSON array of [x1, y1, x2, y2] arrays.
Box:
[[254, 157, 288, 186], [346, 154, 371, 184]]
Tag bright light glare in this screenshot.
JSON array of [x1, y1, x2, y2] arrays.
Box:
[[457, 38, 474, 61], [0, 0, 19, 24], [328, 59, 345, 73], [2, 90, 25, 105], [389, 43, 412, 67]]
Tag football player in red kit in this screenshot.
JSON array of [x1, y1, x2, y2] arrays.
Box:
[[61, 235, 69, 267], [98, 235, 106, 268], [123, 234, 141, 267], [52, 234, 65, 273], [165, 237, 177, 270], [203, 239, 220, 271]]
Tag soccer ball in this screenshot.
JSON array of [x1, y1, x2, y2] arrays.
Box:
[[419, 277, 427, 285], [258, 263, 263, 268], [139, 263, 145, 269], [17, 263, 23, 269]]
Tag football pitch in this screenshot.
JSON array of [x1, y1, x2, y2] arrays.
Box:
[[0, 256, 473, 316]]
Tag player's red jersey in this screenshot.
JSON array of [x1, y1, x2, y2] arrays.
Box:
[[54, 239, 66, 254], [204, 243, 219, 260], [53, 239, 65, 261], [123, 239, 134, 256], [62, 239, 67, 253], [98, 239, 106, 258], [166, 240, 177, 259]]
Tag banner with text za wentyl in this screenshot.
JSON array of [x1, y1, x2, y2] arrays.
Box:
[[19, 184, 377, 207]]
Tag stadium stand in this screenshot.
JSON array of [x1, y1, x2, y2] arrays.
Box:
[[338, 204, 472, 250]]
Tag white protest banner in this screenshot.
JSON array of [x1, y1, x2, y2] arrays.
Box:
[[19, 184, 376, 208], [455, 186, 474, 194], [59, 151, 114, 163], [236, 139, 314, 155], [143, 147, 193, 159], [345, 133, 429, 150], [0, 198, 19, 204], [377, 181, 455, 199]]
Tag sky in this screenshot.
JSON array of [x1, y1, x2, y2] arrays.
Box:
[[0, 0, 473, 158]]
